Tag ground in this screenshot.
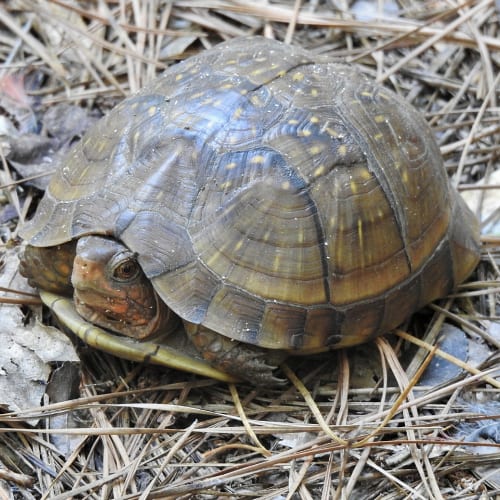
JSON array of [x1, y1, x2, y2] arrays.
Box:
[[0, 1, 499, 498]]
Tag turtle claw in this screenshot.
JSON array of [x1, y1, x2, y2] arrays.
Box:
[[233, 354, 287, 386], [253, 371, 287, 387], [209, 346, 287, 386], [185, 322, 287, 386]]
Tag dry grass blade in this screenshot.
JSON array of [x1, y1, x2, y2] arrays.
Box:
[[1, 0, 499, 498], [229, 383, 270, 456], [0, 5, 66, 77], [378, 0, 493, 81], [281, 363, 347, 445]]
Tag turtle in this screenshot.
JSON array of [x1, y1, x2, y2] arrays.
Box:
[[19, 36, 480, 385]]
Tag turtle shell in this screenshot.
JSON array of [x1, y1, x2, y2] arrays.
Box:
[[21, 36, 480, 353]]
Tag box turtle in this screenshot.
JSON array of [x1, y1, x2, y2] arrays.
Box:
[[20, 37, 480, 384]]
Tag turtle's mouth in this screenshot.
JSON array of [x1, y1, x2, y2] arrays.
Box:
[[74, 293, 125, 323], [74, 291, 162, 340]]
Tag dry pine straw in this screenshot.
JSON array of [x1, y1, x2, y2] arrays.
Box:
[[0, 0, 499, 498]]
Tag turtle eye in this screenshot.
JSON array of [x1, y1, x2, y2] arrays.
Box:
[[112, 257, 141, 282]]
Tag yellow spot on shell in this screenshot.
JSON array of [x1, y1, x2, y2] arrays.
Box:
[[338, 144, 347, 155], [190, 91, 205, 100], [221, 83, 234, 89], [250, 155, 265, 164], [175, 73, 184, 81], [309, 144, 323, 155], [225, 162, 237, 170], [360, 169, 372, 181], [240, 89, 248, 95], [357, 219, 364, 263], [148, 106, 157, 116], [361, 91, 372, 97], [281, 180, 291, 190], [277, 69, 286, 77], [299, 129, 312, 137], [402, 170, 409, 184], [293, 72, 304, 81], [314, 165, 326, 177], [334, 241, 342, 265], [234, 240, 244, 251], [233, 108, 243, 119], [373, 133, 384, 140], [375, 115, 386, 123], [220, 181, 232, 190], [310, 88, 318, 97], [251, 67, 266, 75], [206, 252, 220, 268], [273, 254, 281, 271], [251, 95, 263, 106], [289, 119, 300, 125], [350, 181, 358, 194], [326, 127, 340, 138], [310, 116, 319, 124], [133, 131, 141, 144]]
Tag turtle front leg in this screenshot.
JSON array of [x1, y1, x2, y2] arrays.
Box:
[[184, 322, 287, 386], [20, 242, 76, 296]]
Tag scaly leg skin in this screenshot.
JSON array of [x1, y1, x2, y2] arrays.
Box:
[[184, 322, 287, 386], [20, 241, 77, 296]]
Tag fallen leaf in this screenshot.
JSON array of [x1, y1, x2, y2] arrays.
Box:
[[0, 247, 79, 417]]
